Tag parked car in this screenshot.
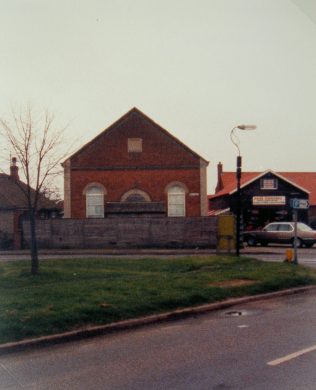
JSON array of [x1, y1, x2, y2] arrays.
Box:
[[242, 222, 316, 248]]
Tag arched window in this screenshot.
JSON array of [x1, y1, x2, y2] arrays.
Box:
[[167, 185, 186, 217], [120, 189, 151, 203], [86, 186, 104, 218], [125, 193, 147, 202]]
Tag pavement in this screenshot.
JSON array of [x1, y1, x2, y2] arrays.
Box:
[[0, 247, 217, 260], [0, 246, 301, 260], [0, 245, 313, 256]]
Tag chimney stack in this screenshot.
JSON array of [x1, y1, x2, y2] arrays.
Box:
[[10, 157, 19, 180], [215, 162, 223, 193]]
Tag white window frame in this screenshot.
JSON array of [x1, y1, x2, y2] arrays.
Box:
[[86, 186, 104, 218], [168, 185, 186, 217]]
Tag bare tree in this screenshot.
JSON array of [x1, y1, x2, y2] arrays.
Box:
[[0, 104, 70, 274]]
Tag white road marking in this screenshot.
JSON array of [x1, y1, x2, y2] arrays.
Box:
[[238, 325, 249, 328], [267, 344, 316, 366]]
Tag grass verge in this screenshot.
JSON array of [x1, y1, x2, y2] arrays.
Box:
[[1, 255, 316, 344]]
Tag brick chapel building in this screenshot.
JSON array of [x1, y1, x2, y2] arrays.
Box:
[[63, 108, 209, 219]]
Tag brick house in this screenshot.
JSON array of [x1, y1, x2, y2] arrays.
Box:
[[63, 108, 209, 219], [0, 158, 62, 249], [209, 162, 316, 229]]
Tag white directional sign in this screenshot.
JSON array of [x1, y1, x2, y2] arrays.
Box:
[[290, 198, 309, 209]]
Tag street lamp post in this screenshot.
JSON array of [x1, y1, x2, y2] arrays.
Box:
[[230, 125, 256, 256]]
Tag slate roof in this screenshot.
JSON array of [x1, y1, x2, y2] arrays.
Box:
[[209, 170, 316, 206], [0, 173, 60, 211]]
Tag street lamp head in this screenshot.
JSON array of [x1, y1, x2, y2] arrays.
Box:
[[236, 124, 257, 131], [230, 124, 256, 155]]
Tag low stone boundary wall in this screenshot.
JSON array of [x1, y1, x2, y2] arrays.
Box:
[[22, 217, 217, 249]]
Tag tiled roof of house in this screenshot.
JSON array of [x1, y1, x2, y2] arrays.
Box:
[[0, 173, 60, 210], [280, 172, 316, 205], [209, 171, 316, 206]]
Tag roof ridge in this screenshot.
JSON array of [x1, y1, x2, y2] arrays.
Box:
[[63, 108, 208, 165]]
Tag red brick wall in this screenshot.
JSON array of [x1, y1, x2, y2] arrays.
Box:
[[67, 109, 206, 218], [71, 112, 200, 169], [70, 168, 201, 218]]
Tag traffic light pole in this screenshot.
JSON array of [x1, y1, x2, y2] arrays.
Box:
[[289, 198, 309, 265]]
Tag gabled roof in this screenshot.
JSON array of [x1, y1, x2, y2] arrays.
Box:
[[209, 170, 316, 206], [63, 107, 208, 165], [230, 170, 310, 195], [0, 173, 60, 211], [211, 171, 259, 198]]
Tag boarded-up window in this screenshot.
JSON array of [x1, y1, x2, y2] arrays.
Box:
[[128, 138, 142, 153], [260, 178, 278, 190]]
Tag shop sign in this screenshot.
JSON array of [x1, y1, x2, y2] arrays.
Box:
[[290, 198, 309, 209], [252, 196, 286, 206]]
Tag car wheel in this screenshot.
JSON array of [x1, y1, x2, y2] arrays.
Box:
[[292, 237, 303, 248], [247, 236, 257, 246]]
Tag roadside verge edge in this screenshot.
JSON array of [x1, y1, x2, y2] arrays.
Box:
[[1, 285, 315, 355]]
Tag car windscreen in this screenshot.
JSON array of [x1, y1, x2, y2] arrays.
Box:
[[297, 223, 313, 231]]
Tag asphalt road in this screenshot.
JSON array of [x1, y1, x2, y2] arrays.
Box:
[[1, 290, 316, 390], [1, 246, 316, 267], [242, 246, 316, 268]]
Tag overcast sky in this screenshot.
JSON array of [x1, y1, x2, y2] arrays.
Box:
[[1, 0, 316, 193]]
